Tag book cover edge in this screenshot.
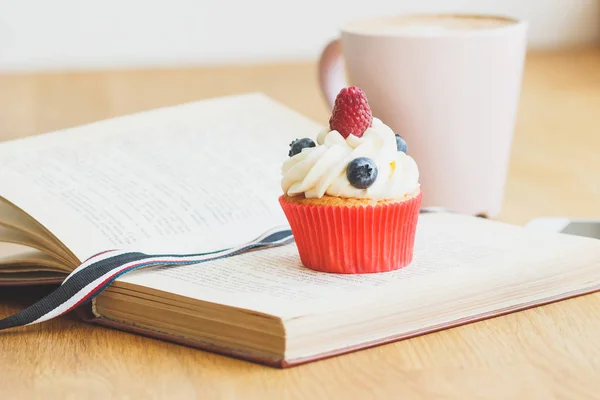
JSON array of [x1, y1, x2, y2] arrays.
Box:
[[75, 283, 600, 369]]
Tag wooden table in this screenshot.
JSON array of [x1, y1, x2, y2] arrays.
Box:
[[1, 48, 600, 399]]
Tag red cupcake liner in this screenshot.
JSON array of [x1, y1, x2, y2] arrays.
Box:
[[279, 192, 422, 274]]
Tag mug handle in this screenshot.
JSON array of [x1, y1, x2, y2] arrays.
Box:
[[318, 38, 346, 110]]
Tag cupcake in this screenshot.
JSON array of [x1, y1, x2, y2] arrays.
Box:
[[279, 86, 422, 274]]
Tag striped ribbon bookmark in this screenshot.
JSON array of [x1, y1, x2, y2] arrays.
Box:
[[0, 227, 294, 331]]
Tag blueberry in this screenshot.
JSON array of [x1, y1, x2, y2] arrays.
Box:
[[288, 138, 316, 157], [346, 157, 378, 189], [395, 134, 407, 153]]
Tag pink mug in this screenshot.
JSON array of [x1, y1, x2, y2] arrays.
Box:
[[319, 14, 528, 217]]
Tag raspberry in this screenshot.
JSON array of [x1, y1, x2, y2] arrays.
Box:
[[328, 86, 373, 138]]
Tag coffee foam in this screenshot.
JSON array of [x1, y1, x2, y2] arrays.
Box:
[[345, 15, 516, 35]]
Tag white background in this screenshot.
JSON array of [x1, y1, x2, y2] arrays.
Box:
[[0, 0, 598, 72]]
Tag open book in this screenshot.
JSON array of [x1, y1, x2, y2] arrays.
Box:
[[2, 93, 600, 367]]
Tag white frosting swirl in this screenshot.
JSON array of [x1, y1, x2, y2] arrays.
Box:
[[281, 118, 420, 200]]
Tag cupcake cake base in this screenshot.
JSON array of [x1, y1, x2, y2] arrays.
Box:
[[279, 191, 422, 274]]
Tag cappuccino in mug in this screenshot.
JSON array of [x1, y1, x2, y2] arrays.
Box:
[[346, 14, 516, 34]]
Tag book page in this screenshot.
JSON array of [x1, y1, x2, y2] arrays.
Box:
[[0, 94, 322, 260], [116, 213, 586, 317], [0, 242, 45, 266]]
